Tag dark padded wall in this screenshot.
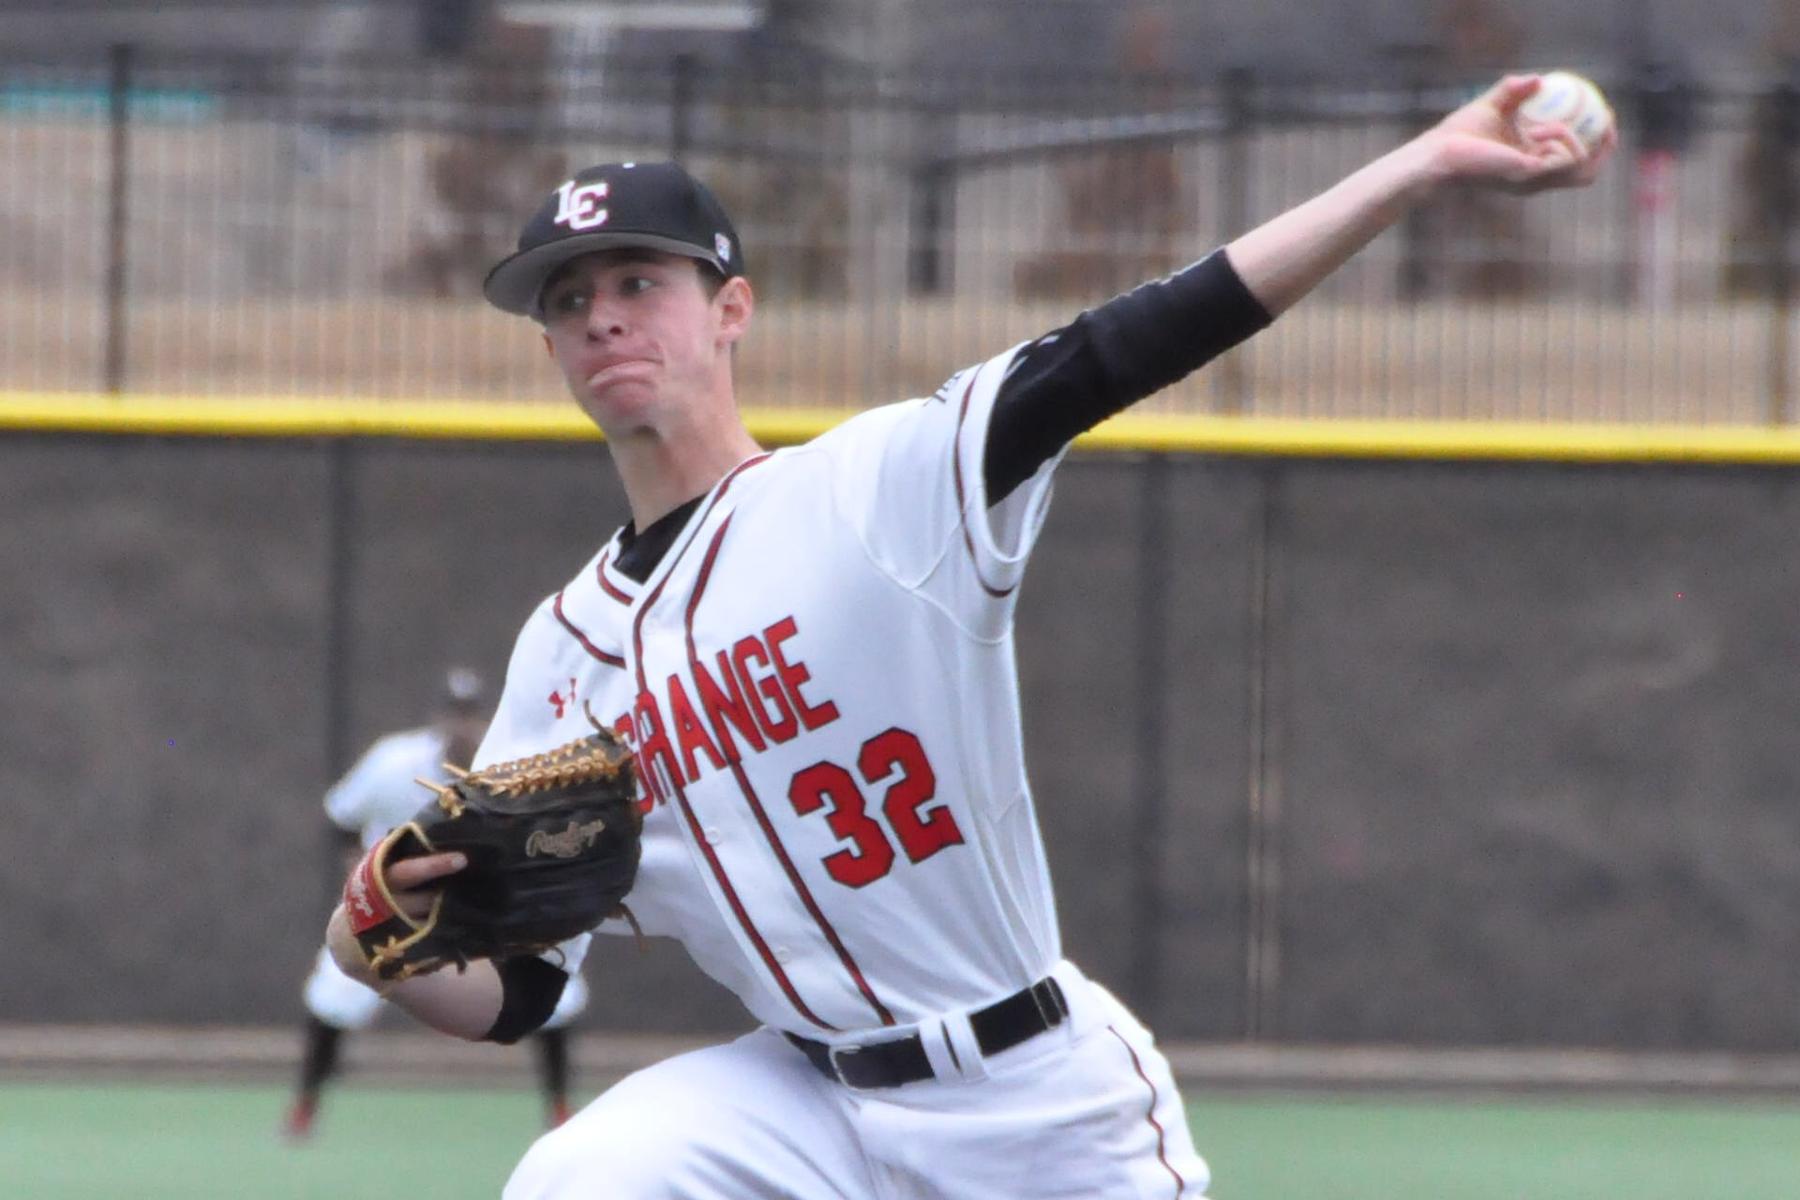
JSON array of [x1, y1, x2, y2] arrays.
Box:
[[6, 435, 1798, 1051], [1, 438, 334, 1023], [1016, 457, 1259, 1041], [1273, 461, 1800, 1050]]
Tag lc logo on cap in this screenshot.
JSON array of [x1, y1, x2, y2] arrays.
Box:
[[483, 160, 747, 317], [553, 180, 610, 232]]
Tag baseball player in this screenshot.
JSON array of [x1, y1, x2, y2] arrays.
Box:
[[324, 75, 1612, 1196], [285, 668, 588, 1140]]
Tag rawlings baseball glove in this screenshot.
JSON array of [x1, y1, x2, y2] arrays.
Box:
[[343, 712, 641, 983]]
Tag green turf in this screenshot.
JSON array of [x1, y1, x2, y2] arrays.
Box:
[[0, 1081, 549, 1200], [1189, 1093, 1800, 1200], [1, 1080, 1797, 1198]]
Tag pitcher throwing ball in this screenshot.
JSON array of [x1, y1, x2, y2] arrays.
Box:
[[325, 75, 1611, 1197]]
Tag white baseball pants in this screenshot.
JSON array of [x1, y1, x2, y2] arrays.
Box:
[[504, 961, 1209, 1199]]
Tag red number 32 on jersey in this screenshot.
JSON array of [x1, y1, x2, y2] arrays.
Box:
[[788, 728, 964, 888]]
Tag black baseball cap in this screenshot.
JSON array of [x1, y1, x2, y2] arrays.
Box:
[[482, 160, 745, 318]]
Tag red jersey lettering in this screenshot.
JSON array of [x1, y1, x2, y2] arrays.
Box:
[[631, 689, 682, 802], [765, 616, 840, 731], [732, 635, 800, 743], [667, 672, 727, 780], [694, 649, 766, 761]]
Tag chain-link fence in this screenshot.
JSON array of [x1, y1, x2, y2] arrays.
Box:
[[3, 45, 1795, 421]]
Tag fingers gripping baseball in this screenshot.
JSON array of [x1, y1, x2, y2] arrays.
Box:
[[1488, 73, 1549, 123], [1426, 73, 1617, 194]]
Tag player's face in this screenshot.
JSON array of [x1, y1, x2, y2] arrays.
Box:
[[538, 250, 751, 435]]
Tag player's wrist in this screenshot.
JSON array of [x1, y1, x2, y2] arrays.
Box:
[[1386, 133, 1455, 201], [324, 904, 380, 987]]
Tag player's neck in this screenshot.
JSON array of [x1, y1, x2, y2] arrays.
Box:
[[610, 406, 762, 530]]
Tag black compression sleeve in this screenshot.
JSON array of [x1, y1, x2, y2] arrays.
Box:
[[482, 957, 570, 1045], [984, 249, 1272, 503]]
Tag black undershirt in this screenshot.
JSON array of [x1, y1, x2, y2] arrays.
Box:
[[613, 248, 1270, 578], [614, 493, 706, 581], [984, 248, 1271, 503]]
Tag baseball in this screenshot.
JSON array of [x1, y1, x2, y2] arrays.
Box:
[[1517, 70, 1614, 151]]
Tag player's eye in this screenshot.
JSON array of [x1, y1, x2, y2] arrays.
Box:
[[546, 288, 589, 318], [618, 274, 656, 296]]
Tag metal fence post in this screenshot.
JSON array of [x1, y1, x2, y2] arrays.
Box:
[[321, 437, 359, 907], [908, 160, 950, 294], [1767, 71, 1799, 424], [104, 43, 134, 394], [909, 86, 952, 295], [671, 52, 696, 161], [1244, 460, 1283, 1040], [1395, 48, 1434, 303], [1630, 57, 1699, 312], [1215, 66, 1254, 414]]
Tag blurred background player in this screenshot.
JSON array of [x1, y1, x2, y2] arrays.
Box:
[[283, 667, 589, 1140]]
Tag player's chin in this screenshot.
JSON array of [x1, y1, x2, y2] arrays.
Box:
[[575, 380, 663, 433]]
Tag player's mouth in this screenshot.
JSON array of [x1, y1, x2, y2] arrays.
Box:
[[584, 356, 657, 388]]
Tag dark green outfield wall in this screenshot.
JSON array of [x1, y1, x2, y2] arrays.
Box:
[[5, 434, 1797, 1051]]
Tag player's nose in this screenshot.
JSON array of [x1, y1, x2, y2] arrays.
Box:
[[584, 299, 627, 341]]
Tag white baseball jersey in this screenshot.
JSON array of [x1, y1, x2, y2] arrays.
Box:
[[476, 347, 1066, 1038], [324, 726, 452, 850]]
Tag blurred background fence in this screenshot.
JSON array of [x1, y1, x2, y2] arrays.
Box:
[[3, 0, 1799, 422]]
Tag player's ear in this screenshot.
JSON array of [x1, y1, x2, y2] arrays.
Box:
[[715, 275, 754, 347]]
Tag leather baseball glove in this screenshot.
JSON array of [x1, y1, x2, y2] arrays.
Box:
[[343, 713, 642, 982]]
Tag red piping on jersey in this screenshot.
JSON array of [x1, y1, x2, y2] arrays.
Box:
[[596, 550, 634, 605], [663, 751, 836, 1029], [950, 369, 1018, 600], [1107, 1026, 1186, 1196], [686, 514, 896, 1028], [552, 591, 625, 668], [629, 454, 839, 1030]]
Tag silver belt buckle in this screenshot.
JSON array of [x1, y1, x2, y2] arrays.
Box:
[[1029, 978, 1066, 1030], [828, 1042, 863, 1084]]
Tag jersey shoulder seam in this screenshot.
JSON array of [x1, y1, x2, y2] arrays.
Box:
[[789, 414, 1015, 646]]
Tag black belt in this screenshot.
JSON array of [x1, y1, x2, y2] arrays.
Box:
[[784, 976, 1069, 1089]]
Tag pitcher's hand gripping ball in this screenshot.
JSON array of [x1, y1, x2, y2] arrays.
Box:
[[1517, 70, 1615, 152], [344, 709, 641, 982]]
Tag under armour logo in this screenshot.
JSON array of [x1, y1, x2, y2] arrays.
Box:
[[346, 873, 373, 918], [548, 677, 578, 719]]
